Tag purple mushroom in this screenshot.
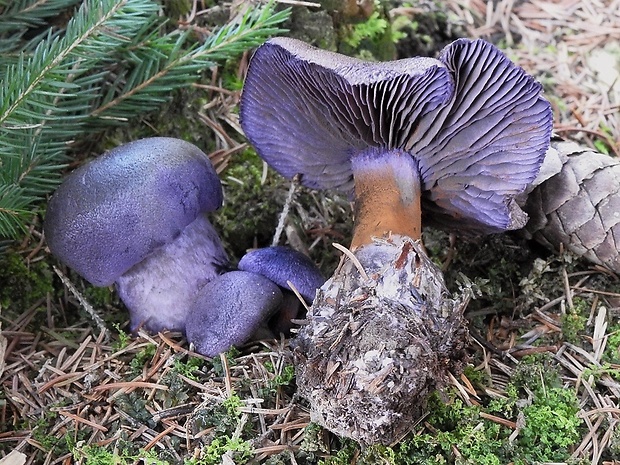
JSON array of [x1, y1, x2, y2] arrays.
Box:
[[185, 247, 323, 356], [240, 38, 552, 444], [238, 245, 325, 334], [185, 271, 283, 357], [44, 137, 229, 333], [238, 246, 325, 303]]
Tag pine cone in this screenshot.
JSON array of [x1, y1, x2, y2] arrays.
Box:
[[519, 138, 620, 273]]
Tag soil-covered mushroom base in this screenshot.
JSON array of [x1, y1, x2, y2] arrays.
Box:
[[293, 235, 469, 445]]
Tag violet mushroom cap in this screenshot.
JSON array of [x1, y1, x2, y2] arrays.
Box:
[[238, 246, 325, 303], [240, 37, 553, 241], [185, 270, 283, 357], [238, 246, 326, 335], [44, 137, 228, 333]]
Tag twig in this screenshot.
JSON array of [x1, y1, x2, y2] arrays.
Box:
[[53, 266, 109, 342], [332, 242, 370, 281], [272, 175, 300, 247], [286, 280, 310, 312]]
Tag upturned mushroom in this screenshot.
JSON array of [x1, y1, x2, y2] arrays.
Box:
[[44, 137, 229, 333], [240, 37, 552, 444]]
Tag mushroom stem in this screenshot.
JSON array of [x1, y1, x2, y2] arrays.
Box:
[[350, 148, 422, 249], [116, 213, 228, 333]]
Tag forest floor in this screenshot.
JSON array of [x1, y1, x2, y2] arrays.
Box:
[[1, 0, 619, 464]]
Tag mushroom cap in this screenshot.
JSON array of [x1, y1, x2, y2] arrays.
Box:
[[238, 246, 325, 303], [240, 38, 552, 233], [240, 37, 449, 192], [44, 137, 222, 286], [186, 270, 283, 357]]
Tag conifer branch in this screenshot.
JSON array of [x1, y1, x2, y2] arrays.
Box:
[[0, 0, 289, 241]]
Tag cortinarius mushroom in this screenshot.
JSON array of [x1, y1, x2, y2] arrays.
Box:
[[185, 270, 283, 357], [240, 38, 552, 444], [238, 246, 325, 303], [185, 247, 324, 356], [239, 245, 325, 335], [44, 137, 229, 333]]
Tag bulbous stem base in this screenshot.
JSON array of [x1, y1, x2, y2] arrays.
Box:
[[293, 235, 469, 445]]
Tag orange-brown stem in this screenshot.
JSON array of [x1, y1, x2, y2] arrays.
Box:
[[350, 149, 422, 249]]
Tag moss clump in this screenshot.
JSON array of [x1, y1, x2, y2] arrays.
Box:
[[561, 298, 589, 344], [128, 343, 158, 375], [488, 356, 583, 464], [185, 436, 253, 465], [338, 2, 398, 60], [72, 444, 170, 465], [0, 251, 54, 312], [214, 149, 284, 261], [191, 392, 248, 438], [604, 324, 620, 363]]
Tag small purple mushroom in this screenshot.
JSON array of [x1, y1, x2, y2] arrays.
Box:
[[185, 271, 283, 357], [238, 246, 325, 303], [238, 245, 325, 335], [44, 137, 228, 333], [240, 37, 553, 444]]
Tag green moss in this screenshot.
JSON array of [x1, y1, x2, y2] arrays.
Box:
[[318, 439, 358, 465], [341, 11, 388, 48], [221, 393, 243, 418], [116, 392, 155, 427], [83, 285, 115, 310], [185, 435, 253, 465], [516, 389, 581, 459], [461, 365, 489, 388], [112, 322, 131, 350], [0, 251, 54, 312], [338, 2, 397, 60], [91, 83, 218, 160], [582, 363, 620, 383], [129, 343, 157, 372], [159, 369, 191, 408], [191, 392, 247, 437], [264, 360, 295, 388], [488, 357, 583, 464], [72, 444, 170, 465], [172, 356, 204, 381], [210, 347, 240, 377], [561, 298, 588, 344], [593, 122, 615, 155], [300, 422, 331, 460], [214, 150, 283, 261], [604, 324, 620, 363]]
